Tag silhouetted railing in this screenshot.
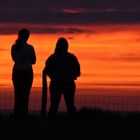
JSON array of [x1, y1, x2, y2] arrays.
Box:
[[1, 89, 140, 115]]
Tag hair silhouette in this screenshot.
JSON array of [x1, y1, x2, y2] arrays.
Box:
[[14, 28, 30, 51], [18, 28, 30, 41], [55, 37, 68, 54], [42, 37, 80, 119], [11, 28, 36, 117]]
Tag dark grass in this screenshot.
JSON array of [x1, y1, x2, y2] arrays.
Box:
[[1, 108, 140, 127], [0, 108, 140, 138]]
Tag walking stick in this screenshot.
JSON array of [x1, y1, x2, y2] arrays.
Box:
[[41, 70, 47, 116]]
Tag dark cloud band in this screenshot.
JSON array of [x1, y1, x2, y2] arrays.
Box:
[[0, 0, 140, 24], [0, 24, 94, 34], [0, 11, 140, 24]]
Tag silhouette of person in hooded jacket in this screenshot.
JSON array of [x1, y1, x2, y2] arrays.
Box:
[[11, 28, 36, 117], [43, 37, 80, 118]]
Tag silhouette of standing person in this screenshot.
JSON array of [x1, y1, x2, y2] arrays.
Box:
[[11, 28, 36, 117], [43, 37, 80, 118]]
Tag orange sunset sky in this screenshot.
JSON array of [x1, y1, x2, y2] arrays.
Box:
[[1, 0, 140, 94], [1, 23, 140, 92]]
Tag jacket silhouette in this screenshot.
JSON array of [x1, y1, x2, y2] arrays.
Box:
[[43, 37, 80, 118]]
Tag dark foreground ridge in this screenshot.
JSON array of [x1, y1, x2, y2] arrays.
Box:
[[0, 108, 140, 138], [1, 108, 140, 127]]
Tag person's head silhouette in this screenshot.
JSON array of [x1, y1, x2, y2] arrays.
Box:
[[55, 37, 69, 54], [15, 28, 30, 51], [18, 28, 30, 42]]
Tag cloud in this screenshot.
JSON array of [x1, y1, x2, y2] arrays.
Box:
[[31, 27, 93, 34], [79, 82, 140, 88], [88, 53, 140, 62], [0, 48, 6, 51], [94, 83, 140, 86], [0, 24, 94, 34], [116, 53, 140, 62], [0, 11, 140, 25], [111, 53, 140, 62], [60, 8, 91, 14], [0, 0, 140, 24]]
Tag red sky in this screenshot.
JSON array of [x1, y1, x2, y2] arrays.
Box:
[[1, 23, 140, 92], [1, 0, 140, 113]]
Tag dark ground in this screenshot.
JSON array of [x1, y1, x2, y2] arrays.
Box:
[[0, 108, 140, 138]]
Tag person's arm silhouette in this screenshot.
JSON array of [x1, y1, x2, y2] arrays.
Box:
[[71, 54, 81, 80], [30, 46, 36, 64], [11, 45, 16, 62]]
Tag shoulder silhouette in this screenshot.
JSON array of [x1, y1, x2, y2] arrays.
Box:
[[44, 37, 80, 82]]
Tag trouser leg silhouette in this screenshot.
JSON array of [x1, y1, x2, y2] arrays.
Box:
[[63, 82, 76, 116], [49, 82, 62, 118], [12, 68, 33, 117]]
